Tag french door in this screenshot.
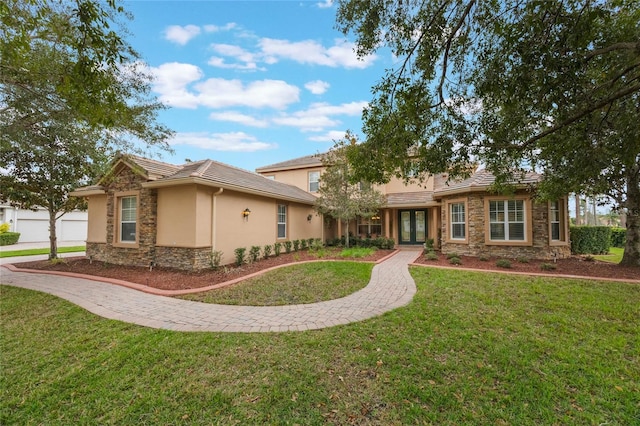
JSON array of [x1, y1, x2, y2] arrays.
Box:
[[398, 210, 427, 244]]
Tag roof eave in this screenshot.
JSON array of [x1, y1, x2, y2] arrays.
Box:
[[70, 187, 107, 197], [256, 163, 323, 173], [142, 177, 316, 205], [434, 183, 537, 198]]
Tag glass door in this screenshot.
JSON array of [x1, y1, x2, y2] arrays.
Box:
[[398, 210, 427, 244]]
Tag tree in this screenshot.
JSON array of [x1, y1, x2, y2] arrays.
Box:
[[0, 0, 173, 259], [314, 134, 386, 247], [336, 0, 640, 266]]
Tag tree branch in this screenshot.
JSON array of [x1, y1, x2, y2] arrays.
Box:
[[585, 42, 640, 61]]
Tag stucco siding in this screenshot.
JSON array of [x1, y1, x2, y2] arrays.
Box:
[[87, 195, 107, 243]]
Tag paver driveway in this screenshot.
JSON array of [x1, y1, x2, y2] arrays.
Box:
[[1, 250, 421, 332]]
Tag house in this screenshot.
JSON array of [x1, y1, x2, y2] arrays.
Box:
[[256, 155, 571, 260], [0, 204, 87, 243], [70, 154, 323, 269]]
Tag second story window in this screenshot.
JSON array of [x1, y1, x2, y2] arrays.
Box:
[[308, 171, 320, 193]]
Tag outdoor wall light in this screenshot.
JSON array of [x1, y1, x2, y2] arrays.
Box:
[[307, 214, 313, 222], [242, 208, 251, 220]]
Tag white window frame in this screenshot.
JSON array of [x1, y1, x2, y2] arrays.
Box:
[[308, 171, 320, 193], [277, 204, 287, 239], [117, 194, 138, 245], [450, 202, 466, 240], [488, 199, 525, 241]]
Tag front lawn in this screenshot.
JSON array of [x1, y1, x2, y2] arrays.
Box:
[[594, 247, 624, 263], [2, 268, 638, 425], [0, 246, 85, 258]]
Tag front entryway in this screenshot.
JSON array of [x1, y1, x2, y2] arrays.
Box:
[[398, 210, 427, 245]]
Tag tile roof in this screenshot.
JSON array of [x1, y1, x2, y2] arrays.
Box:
[[434, 169, 542, 196], [255, 153, 325, 172], [385, 191, 437, 206], [121, 154, 182, 180]]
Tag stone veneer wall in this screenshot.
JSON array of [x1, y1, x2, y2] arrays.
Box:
[[155, 246, 213, 271], [440, 192, 571, 260], [87, 166, 158, 268]]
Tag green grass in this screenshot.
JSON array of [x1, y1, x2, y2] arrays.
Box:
[[179, 262, 373, 305], [2, 268, 639, 425], [339, 246, 376, 258], [594, 247, 624, 264], [0, 245, 85, 258]]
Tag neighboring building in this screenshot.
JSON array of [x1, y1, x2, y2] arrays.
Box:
[[0, 204, 87, 243], [71, 154, 322, 270], [256, 154, 571, 260]]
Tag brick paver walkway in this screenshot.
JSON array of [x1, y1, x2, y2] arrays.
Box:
[[1, 250, 421, 332]]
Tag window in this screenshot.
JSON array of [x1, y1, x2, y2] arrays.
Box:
[[358, 215, 382, 237], [549, 199, 567, 243], [450, 202, 466, 240], [308, 171, 320, 193], [277, 204, 286, 238], [489, 199, 525, 241], [120, 195, 137, 242]]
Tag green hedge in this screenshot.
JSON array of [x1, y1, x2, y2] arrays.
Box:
[[570, 226, 611, 255], [0, 232, 21, 246], [610, 227, 626, 248]]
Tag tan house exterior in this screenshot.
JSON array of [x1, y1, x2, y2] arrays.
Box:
[[256, 154, 571, 260], [72, 155, 323, 270]]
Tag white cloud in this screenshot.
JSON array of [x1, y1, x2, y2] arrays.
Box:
[[209, 111, 269, 127], [259, 38, 376, 69], [208, 44, 262, 70], [305, 80, 330, 95], [149, 62, 203, 108], [273, 101, 367, 131], [316, 0, 334, 8], [195, 78, 300, 109], [170, 132, 276, 152], [308, 130, 348, 142], [204, 22, 237, 32], [164, 25, 201, 45]]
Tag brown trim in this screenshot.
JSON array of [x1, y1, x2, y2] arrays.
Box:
[[113, 190, 140, 248], [444, 197, 469, 245], [483, 196, 533, 246]]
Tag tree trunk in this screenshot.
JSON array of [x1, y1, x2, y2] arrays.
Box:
[[345, 219, 350, 248], [620, 169, 640, 267], [48, 207, 58, 260], [574, 194, 581, 225]]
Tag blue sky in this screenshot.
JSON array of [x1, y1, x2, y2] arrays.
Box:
[[123, 0, 390, 171]]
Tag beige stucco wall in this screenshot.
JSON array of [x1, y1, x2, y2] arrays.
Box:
[[86, 195, 107, 243], [263, 168, 323, 193], [156, 185, 213, 248]]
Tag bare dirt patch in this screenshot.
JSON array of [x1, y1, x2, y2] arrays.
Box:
[[413, 253, 639, 281], [14, 249, 394, 291]]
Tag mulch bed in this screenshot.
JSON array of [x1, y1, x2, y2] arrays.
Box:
[[14, 249, 395, 291], [412, 253, 640, 281]]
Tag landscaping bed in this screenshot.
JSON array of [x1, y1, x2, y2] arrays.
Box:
[[412, 252, 640, 281], [14, 248, 395, 291]]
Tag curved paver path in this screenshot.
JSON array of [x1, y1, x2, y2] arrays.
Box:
[[0, 250, 421, 332]]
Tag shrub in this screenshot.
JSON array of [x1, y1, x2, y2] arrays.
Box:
[[446, 252, 459, 260], [284, 240, 292, 253], [300, 239, 308, 250], [496, 259, 512, 269], [234, 247, 246, 266], [610, 227, 626, 248], [424, 238, 435, 252], [249, 246, 261, 263], [478, 254, 489, 261], [307, 238, 315, 248], [263, 244, 272, 259], [0, 223, 10, 233], [449, 256, 462, 265], [310, 238, 323, 250], [210, 250, 223, 270], [517, 257, 530, 264], [274, 242, 282, 256], [293, 240, 300, 251], [570, 226, 611, 254], [0, 232, 20, 246], [540, 263, 557, 271], [424, 251, 438, 261]]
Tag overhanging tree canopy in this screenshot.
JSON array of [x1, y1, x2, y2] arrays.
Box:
[[336, 0, 640, 266]]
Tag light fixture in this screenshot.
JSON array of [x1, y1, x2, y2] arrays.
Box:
[[307, 214, 313, 222], [242, 208, 251, 220]]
